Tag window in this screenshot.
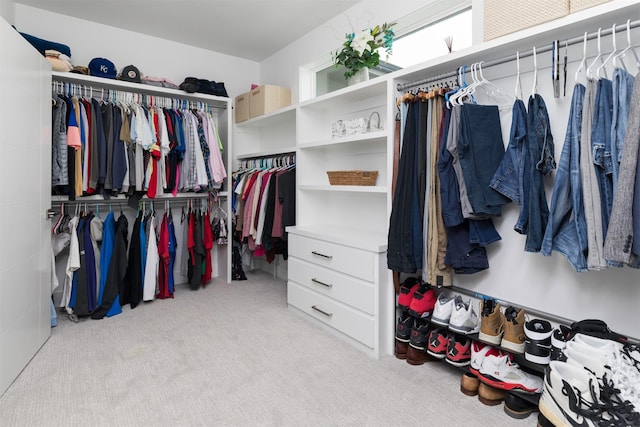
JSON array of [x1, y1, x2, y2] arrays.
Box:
[[305, 2, 473, 98]]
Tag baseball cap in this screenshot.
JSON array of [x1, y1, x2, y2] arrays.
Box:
[[118, 65, 142, 83], [88, 57, 117, 79]]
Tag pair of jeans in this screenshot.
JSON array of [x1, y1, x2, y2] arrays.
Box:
[[457, 103, 510, 216], [444, 221, 489, 274], [591, 78, 614, 238], [490, 99, 528, 232], [611, 68, 635, 191], [541, 84, 588, 272], [388, 102, 423, 273], [524, 94, 556, 252]]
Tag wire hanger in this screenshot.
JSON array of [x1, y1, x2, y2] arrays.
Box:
[[586, 28, 604, 79], [597, 23, 618, 78]]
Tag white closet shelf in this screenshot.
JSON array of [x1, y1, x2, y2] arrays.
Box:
[[298, 79, 387, 110], [298, 131, 387, 149], [52, 71, 230, 109], [298, 185, 386, 193], [236, 147, 296, 160], [234, 105, 296, 128]]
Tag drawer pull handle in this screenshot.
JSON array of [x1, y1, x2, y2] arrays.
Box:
[[311, 278, 333, 288], [311, 251, 333, 260], [311, 305, 333, 317]]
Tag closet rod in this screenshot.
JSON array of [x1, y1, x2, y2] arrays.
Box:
[[236, 151, 296, 160], [396, 18, 640, 92]]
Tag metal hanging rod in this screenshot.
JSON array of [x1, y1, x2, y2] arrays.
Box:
[[396, 18, 640, 92]]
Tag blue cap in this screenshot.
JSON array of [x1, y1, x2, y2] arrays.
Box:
[[88, 57, 117, 79]]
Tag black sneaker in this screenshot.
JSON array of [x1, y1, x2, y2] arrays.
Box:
[[524, 318, 552, 365], [504, 392, 540, 419], [408, 318, 430, 351], [394, 313, 413, 359], [550, 325, 571, 361]]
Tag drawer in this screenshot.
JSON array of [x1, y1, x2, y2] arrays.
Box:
[[289, 234, 375, 282], [288, 281, 374, 348], [288, 257, 375, 315]]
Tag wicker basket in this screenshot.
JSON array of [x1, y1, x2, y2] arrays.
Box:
[[327, 170, 378, 186]]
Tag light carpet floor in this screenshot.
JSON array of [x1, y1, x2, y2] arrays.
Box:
[[0, 270, 535, 426]]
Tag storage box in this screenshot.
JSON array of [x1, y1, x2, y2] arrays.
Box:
[[569, 0, 610, 13], [484, 0, 569, 41], [249, 85, 291, 118], [235, 92, 250, 123]]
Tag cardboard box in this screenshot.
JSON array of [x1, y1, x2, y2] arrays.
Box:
[[484, 0, 569, 41], [235, 92, 250, 123], [249, 85, 291, 118]]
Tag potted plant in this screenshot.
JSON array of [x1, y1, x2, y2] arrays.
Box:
[[333, 22, 395, 85]]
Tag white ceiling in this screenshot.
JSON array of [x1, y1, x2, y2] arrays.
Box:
[[15, 0, 361, 61]]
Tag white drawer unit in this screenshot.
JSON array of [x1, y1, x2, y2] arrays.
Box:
[[286, 227, 394, 358]]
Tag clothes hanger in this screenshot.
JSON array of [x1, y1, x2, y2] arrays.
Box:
[[515, 51, 523, 100], [531, 46, 538, 98], [596, 23, 617, 79], [575, 32, 588, 83], [586, 28, 604, 79], [613, 19, 640, 71]]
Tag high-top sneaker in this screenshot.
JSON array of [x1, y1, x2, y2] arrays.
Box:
[[550, 325, 571, 361], [427, 327, 451, 360], [408, 283, 436, 320], [407, 318, 431, 365], [478, 298, 504, 345], [394, 312, 413, 359], [397, 277, 421, 311], [477, 350, 543, 393], [501, 306, 526, 353], [448, 298, 480, 335], [539, 361, 640, 427], [445, 334, 471, 367], [524, 318, 553, 365]]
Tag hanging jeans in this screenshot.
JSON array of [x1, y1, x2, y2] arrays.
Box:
[[581, 79, 606, 270], [524, 94, 556, 252], [591, 78, 614, 238], [611, 68, 635, 191], [388, 102, 423, 273], [490, 99, 528, 232], [457, 103, 510, 216], [541, 84, 588, 272]]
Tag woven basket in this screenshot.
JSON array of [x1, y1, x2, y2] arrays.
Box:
[[327, 170, 378, 186], [484, 0, 569, 41]]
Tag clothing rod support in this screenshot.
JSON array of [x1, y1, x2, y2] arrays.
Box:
[[396, 18, 640, 92]]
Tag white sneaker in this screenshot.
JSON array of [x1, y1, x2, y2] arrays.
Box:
[[539, 361, 640, 427], [477, 352, 543, 393], [448, 298, 480, 335], [469, 340, 495, 375], [431, 293, 457, 326]]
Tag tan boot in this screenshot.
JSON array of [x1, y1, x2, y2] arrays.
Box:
[[478, 299, 504, 345], [477, 382, 507, 406], [460, 372, 480, 396], [502, 306, 526, 353]]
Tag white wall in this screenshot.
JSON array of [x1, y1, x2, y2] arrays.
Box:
[[13, 4, 259, 99], [0, 0, 13, 23], [260, 0, 442, 102]]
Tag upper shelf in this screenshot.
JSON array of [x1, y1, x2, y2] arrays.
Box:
[[234, 105, 296, 128], [52, 71, 230, 109], [298, 131, 387, 149], [298, 79, 388, 110]]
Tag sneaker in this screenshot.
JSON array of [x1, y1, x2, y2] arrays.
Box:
[[550, 325, 571, 361], [469, 340, 494, 375], [478, 351, 543, 393], [431, 293, 456, 326], [426, 327, 450, 360], [501, 306, 526, 353], [525, 318, 553, 365], [407, 318, 430, 365], [408, 283, 436, 319], [397, 277, 421, 310], [478, 298, 504, 345], [394, 313, 413, 359], [445, 335, 471, 367], [448, 298, 480, 335], [569, 334, 640, 412], [504, 392, 540, 419], [539, 361, 639, 427]]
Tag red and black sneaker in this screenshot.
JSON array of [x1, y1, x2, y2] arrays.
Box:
[[408, 283, 436, 319], [398, 277, 421, 311], [426, 327, 451, 359], [445, 334, 472, 367]]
